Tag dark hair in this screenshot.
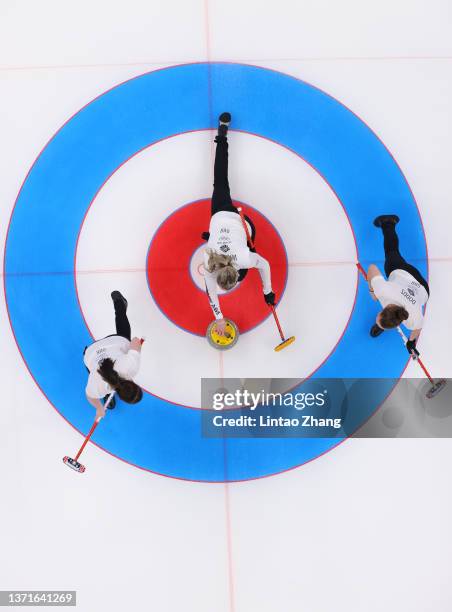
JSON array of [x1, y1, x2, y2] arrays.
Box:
[[98, 358, 143, 404], [379, 305, 409, 329]]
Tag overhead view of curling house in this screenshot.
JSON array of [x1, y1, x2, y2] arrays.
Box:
[[1, 1, 451, 611]]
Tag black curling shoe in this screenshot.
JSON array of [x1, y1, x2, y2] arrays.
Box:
[[373, 214, 400, 228], [111, 290, 128, 310], [219, 111, 231, 123], [370, 324, 385, 338], [216, 112, 231, 139]]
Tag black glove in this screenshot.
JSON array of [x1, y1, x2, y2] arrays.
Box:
[[201, 231, 210, 241], [406, 339, 420, 357], [264, 292, 276, 306]]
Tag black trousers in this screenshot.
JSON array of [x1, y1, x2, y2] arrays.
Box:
[[111, 297, 131, 340], [83, 298, 131, 362], [381, 223, 430, 295], [210, 136, 256, 282], [211, 136, 256, 243]]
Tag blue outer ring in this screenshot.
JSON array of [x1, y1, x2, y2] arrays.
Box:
[[4, 63, 427, 481]]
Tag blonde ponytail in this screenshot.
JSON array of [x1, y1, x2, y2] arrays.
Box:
[[205, 248, 239, 290], [206, 249, 233, 272]]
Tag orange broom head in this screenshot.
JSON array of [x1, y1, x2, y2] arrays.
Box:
[[274, 336, 296, 352]]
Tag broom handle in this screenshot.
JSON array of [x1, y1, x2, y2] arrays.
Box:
[[237, 207, 255, 249], [271, 305, 285, 341], [356, 263, 435, 384], [415, 359, 435, 384], [394, 327, 434, 384], [356, 262, 367, 278], [75, 392, 115, 461], [238, 206, 287, 341], [75, 418, 101, 461]]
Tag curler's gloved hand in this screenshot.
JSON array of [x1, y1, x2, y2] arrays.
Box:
[[264, 292, 276, 306], [406, 339, 420, 357]]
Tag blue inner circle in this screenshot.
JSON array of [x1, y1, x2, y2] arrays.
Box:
[[4, 63, 426, 481]]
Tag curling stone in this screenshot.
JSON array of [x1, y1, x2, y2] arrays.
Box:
[[206, 319, 239, 350]]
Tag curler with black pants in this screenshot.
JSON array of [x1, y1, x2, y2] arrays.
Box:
[[366, 215, 429, 356], [201, 113, 275, 335], [83, 291, 143, 417]]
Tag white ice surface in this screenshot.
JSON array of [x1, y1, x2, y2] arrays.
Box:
[[1, 2, 452, 611]]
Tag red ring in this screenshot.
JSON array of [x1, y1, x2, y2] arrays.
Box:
[[146, 199, 288, 335]]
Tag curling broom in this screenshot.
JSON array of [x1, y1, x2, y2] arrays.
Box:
[[357, 263, 446, 399], [237, 207, 295, 352], [63, 393, 116, 473]]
